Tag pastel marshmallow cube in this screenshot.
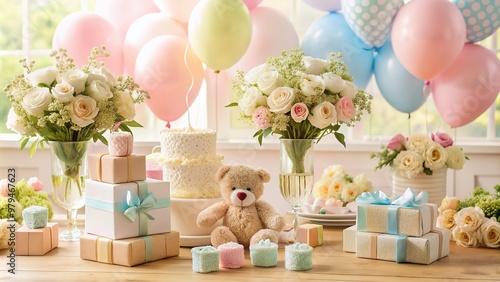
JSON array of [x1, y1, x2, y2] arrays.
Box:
[[285, 243, 313, 271], [22, 205, 48, 229], [108, 132, 133, 157], [191, 246, 219, 273], [218, 242, 245, 269], [297, 224, 323, 247], [249, 239, 278, 267]]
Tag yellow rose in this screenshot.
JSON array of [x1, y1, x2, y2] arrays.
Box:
[[405, 134, 433, 155], [454, 206, 485, 232], [313, 180, 330, 198], [424, 142, 448, 171], [437, 209, 457, 230], [452, 227, 481, 247], [394, 150, 424, 178], [341, 183, 359, 203], [439, 196, 459, 213], [445, 146, 466, 170], [478, 218, 500, 248]]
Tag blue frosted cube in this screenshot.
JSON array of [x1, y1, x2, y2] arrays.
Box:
[[22, 205, 48, 229], [191, 246, 219, 273]]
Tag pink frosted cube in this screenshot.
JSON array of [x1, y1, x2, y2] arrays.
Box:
[[218, 242, 245, 269]]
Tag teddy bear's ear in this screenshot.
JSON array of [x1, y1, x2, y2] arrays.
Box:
[[256, 168, 271, 183], [216, 165, 232, 182]]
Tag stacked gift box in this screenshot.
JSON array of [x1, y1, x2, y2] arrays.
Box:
[[15, 205, 59, 256], [82, 132, 179, 267], [343, 189, 450, 265]]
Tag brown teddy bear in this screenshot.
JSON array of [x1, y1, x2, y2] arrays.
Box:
[[196, 164, 285, 248]]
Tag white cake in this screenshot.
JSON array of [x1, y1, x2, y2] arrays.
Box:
[[160, 128, 224, 199]]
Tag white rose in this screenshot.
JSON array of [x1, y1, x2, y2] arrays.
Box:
[[59, 69, 88, 94], [313, 179, 330, 198], [478, 218, 500, 248], [454, 206, 485, 232], [300, 74, 326, 96], [341, 182, 360, 203], [21, 87, 52, 116], [257, 70, 283, 95], [116, 91, 136, 120], [339, 80, 358, 99], [424, 142, 448, 171], [88, 66, 117, 86], [51, 82, 75, 103], [303, 56, 327, 75], [70, 95, 99, 127], [86, 80, 113, 102], [406, 134, 433, 155], [308, 101, 337, 129], [328, 177, 346, 199], [452, 227, 481, 247], [437, 209, 457, 230], [238, 87, 267, 116], [6, 108, 26, 134], [244, 64, 268, 85], [445, 146, 466, 170], [323, 72, 346, 93], [323, 164, 345, 181], [353, 173, 373, 193], [266, 87, 295, 114], [27, 66, 57, 87], [393, 150, 424, 178]]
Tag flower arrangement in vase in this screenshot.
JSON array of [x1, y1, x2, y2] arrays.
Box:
[[437, 185, 500, 248], [3, 46, 149, 240]]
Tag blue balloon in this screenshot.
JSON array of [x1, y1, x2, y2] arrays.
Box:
[[374, 40, 426, 114], [301, 12, 373, 88]]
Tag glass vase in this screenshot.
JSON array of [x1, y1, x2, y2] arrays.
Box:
[[279, 139, 315, 243], [50, 141, 89, 241]]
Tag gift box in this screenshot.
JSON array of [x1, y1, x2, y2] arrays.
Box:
[[80, 231, 180, 267], [356, 190, 437, 237], [85, 179, 171, 239], [15, 222, 58, 255], [343, 225, 357, 253], [297, 224, 323, 247], [355, 228, 450, 265], [88, 153, 146, 184]]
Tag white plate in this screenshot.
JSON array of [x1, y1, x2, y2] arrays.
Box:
[[179, 235, 212, 247], [289, 211, 357, 220], [311, 221, 356, 227]]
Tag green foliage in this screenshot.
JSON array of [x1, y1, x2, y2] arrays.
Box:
[[458, 185, 500, 221], [14, 179, 54, 221]]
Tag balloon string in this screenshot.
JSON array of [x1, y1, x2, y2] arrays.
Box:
[[407, 113, 411, 136], [183, 41, 195, 131]]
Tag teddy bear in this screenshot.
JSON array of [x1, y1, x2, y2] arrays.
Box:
[[196, 164, 285, 248]]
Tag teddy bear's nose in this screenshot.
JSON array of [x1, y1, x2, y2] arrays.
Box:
[[236, 192, 247, 201]]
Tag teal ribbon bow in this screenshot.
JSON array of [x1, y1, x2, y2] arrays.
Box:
[[356, 188, 428, 207], [356, 188, 428, 234], [123, 190, 157, 222]]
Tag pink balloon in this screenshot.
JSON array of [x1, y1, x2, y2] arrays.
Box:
[[243, 0, 263, 10], [231, 6, 299, 72], [431, 44, 500, 128], [95, 0, 159, 43], [154, 0, 199, 23], [52, 11, 123, 74], [391, 0, 466, 80], [134, 36, 204, 123], [303, 0, 342, 12], [124, 13, 186, 76]]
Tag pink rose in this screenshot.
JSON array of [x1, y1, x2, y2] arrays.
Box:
[[334, 96, 356, 123], [252, 106, 272, 130], [290, 102, 309, 123], [387, 133, 406, 151], [432, 132, 453, 148], [27, 177, 44, 191], [0, 179, 9, 197]]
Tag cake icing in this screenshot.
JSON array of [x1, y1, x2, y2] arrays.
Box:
[[160, 128, 223, 198]]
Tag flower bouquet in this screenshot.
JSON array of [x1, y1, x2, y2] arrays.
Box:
[[3, 46, 149, 198], [371, 132, 466, 178], [437, 186, 500, 248], [306, 164, 373, 214], [228, 48, 372, 147]]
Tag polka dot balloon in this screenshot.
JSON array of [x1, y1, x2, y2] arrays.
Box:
[[452, 0, 500, 43], [341, 0, 404, 48]]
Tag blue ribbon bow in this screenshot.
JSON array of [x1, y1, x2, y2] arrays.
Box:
[[356, 188, 428, 207], [123, 190, 157, 222]]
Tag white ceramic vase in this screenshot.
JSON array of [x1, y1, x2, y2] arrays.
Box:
[[392, 167, 447, 206]]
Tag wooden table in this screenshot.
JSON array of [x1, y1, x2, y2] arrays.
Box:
[[1, 226, 498, 281]]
